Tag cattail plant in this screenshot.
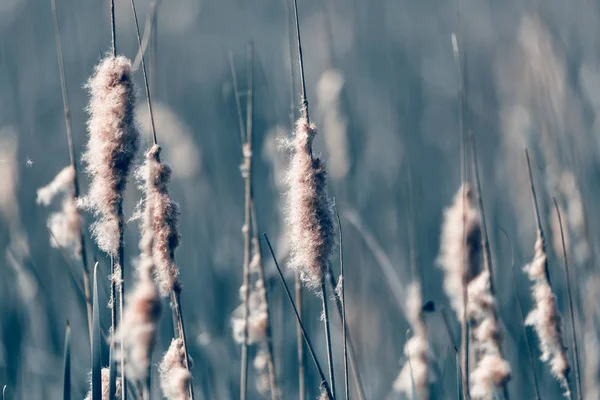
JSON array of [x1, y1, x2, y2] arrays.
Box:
[[437, 185, 511, 397], [393, 282, 431, 399], [159, 338, 192, 400], [115, 146, 162, 392], [466, 270, 511, 398], [229, 44, 278, 400], [437, 185, 482, 319], [78, 53, 139, 400], [524, 150, 571, 397], [128, 1, 195, 397]]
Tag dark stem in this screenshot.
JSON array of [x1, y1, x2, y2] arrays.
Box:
[[292, 0, 309, 122], [336, 211, 349, 400], [263, 234, 333, 400], [110, 0, 116, 56], [554, 199, 583, 400], [321, 278, 336, 398], [295, 274, 305, 400], [285, 0, 297, 128], [63, 321, 71, 400], [117, 225, 126, 400], [130, 0, 157, 146], [171, 289, 196, 400], [524, 149, 552, 285], [326, 271, 366, 400]]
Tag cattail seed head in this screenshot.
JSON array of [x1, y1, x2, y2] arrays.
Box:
[[394, 283, 431, 399], [524, 236, 570, 391], [285, 117, 335, 290], [436, 184, 483, 319], [37, 165, 82, 257], [136, 144, 181, 296], [467, 271, 511, 397], [159, 338, 192, 400], [78, 55, 139, 256]]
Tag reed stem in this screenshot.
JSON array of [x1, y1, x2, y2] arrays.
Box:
[[321, 279, 336, 398], [554, 199, 583, 400], [264, 234, 334, 400]]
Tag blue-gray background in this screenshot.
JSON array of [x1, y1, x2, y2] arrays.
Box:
[[0, 0, 599, 398]]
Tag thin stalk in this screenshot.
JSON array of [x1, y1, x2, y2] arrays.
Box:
[[554, 199, 583, 400], [498, 227, 541, 400], [336, 211, 349, 400], [524, 149, 552, 284], [321, 279, 336, 398], [51, 0, 92, 342], [92, 263, 102, 400], [295, 275, 305, 400], [110, 0, 116, 57], [325, 271, 366, 400], [285, 2, 304, 394], [117, 234, 126, 400], [240, 42, 254, 400], [468, 132, 495, 292], [171, 289, 195, 400], [452, 26, 469, 400], [130, 0, 157, 145], [251, 200, 279, 400], [63, 321, 71, 400], [263, 234, 334, 400], [228, 52, 246, 144], [292, 0, 309, 122]]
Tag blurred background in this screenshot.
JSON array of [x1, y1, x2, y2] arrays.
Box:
[[1, 0, 600, 398]]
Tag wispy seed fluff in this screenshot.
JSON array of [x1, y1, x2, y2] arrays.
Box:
[[285, 117, 335, 289], [436, 184, 483, 319], [524, 235, 570, 393], [36, 165, 82, 257], [231, 279, 268, 345], [84, 367, 121, 400], [467, 270, 511, 399], [393, 282, 431, 399], [116, 179, 161, 382], [135, 144, 181, 296], [159, 338, 192, 400], [78, 55, 139, 256]]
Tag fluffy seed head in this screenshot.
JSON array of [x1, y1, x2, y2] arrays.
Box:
[[231, 279, 268, 344], [78, 55, 139, 256], [36, 165, 75, 206], [436, 184, 483, 319], [470, 354, 512, 400], [394, 283, 431, 399], [37, 166, 82, 258], [159, 338, 192, 400], [524, 236, 570, 391], [467, 271, 511, 396], [136, 144, 181, 295], [285, 117, 335, 289]]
